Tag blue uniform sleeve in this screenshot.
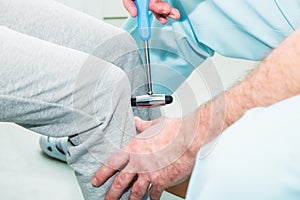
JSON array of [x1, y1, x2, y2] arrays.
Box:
[[123, 0, 300, 95], [122, 6, 214, 95]]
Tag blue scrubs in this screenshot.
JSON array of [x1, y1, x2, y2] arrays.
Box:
[[123, 0, 300, 199], [187, 95, 300, 200], [124, 0, 300, 94]]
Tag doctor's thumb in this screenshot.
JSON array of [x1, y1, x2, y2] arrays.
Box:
[[134, 117, 153, 133]]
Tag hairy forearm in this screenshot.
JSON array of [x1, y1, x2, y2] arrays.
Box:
[[189, 28, 300, 155]]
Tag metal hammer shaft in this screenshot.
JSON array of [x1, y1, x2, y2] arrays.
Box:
[[144, 40, 153, 95]]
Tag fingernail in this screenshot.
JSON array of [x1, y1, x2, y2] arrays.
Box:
[[92, 177, 99, 187], [159, 19, 167, 25], [170, 9, 180, 20]]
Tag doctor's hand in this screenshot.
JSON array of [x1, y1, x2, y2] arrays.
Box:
[[92, 114, 202, 200], [122, 0, 180, 24]]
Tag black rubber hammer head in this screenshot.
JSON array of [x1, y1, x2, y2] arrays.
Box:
[[131, 94, 173, 107]]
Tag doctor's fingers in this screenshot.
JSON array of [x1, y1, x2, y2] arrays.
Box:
[[149, 0, 180, 19], [129, 176, 151, 200], [92, 150, 129, 187], [122, 0, 137, 17], [149, 184, 164, 200], [105, 171, 137, 200], [122, 0, 180, 23], [130, 171, 166, 200], [150, 2, 180, 24], [134, 117, 154, 132]]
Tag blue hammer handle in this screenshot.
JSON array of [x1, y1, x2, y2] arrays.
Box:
[[135, 0, 151, 41]]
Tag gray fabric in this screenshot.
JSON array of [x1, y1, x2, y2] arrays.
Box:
[[0, 0, 157, 199]]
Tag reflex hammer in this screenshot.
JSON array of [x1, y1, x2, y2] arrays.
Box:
[[131, 0, 173, 107]]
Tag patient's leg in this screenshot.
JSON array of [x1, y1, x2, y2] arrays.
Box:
[[0, 0, 153, 119], [0, 26, 138, 199]]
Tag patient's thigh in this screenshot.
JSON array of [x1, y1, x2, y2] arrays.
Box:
[[0, 26, 131, 137]]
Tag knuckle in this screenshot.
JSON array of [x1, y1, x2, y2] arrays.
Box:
[[130, 188, 143, 198], [113, 175, 125, 189], [148, 2, 155, 10], [159, 3, 171, 13], [150, 173, 160, 183]]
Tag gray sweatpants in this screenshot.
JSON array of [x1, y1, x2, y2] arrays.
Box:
[[0, 0, 154, 199]]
